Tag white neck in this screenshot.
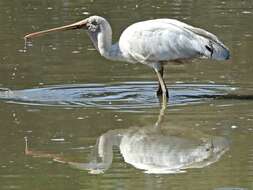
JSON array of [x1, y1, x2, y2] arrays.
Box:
[[87, 20, 124, 62]]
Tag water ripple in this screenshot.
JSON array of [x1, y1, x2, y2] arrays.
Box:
[[0, 82, 234, 110]]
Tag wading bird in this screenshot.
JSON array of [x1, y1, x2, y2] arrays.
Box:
[[25, 16, 230, 98]]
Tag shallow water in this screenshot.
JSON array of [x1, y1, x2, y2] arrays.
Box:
[[0, 83, 235, 109], [0, 0, 253, 190]]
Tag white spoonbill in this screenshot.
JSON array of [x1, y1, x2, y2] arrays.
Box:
[[25, 15, 230, 98]]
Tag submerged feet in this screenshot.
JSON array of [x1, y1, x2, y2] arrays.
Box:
[[157, 86, 169, 107], [156, 86, 169, 98]]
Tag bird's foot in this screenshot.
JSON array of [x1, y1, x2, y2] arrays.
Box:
[[156, 88, 169, 98]]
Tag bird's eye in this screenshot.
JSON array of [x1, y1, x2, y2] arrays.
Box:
[[87, 20, 100, 32], [91, 20, 98, 26]]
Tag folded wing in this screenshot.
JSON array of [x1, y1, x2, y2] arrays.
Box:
[[119, 19, 229, 64]]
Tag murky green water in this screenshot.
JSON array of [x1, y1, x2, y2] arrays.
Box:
[[0, 0, 253, 190]]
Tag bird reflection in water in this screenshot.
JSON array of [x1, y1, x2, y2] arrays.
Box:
[[25, 101, 229, 174]]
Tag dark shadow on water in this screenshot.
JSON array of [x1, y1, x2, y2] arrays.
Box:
[[0, 82, 240, 110]]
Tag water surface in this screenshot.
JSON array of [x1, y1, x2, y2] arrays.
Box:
[[0, 0, 253, 190]]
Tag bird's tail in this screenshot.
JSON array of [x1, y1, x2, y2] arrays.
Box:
[[203, 40, 230, 60], [186, 26, 230, 61]]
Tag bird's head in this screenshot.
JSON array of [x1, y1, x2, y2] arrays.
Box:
[[24, 15, 107, 39]]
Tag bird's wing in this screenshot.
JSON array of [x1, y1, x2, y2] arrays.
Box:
[[119, 19, 229, 64], [165, 19, 228, 50], [156, 19, 220, 42]]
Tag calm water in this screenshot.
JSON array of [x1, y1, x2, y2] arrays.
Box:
[[0, 0, 253, 190]]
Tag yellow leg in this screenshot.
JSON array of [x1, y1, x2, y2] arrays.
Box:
[[155, 95, 167, 127], [154, 67, 168, 98]]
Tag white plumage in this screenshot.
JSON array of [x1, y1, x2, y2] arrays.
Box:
[[119, 19, 229, 63], [25, 15, 230, 98]]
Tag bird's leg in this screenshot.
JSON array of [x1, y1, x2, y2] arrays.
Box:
[[154, 66, 169, 98], [156, 66, 164, 96], [155, 95, 167, 128]]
